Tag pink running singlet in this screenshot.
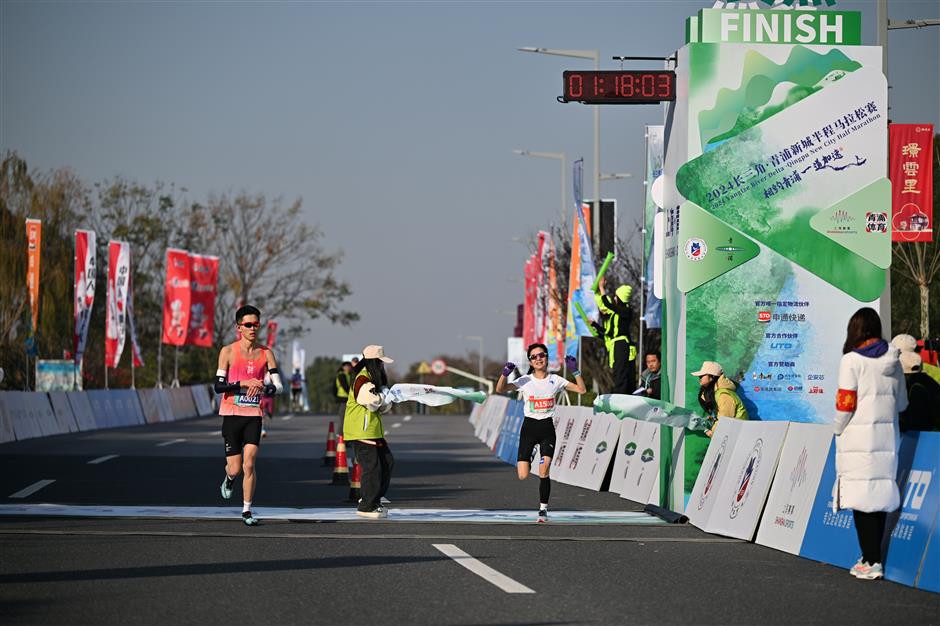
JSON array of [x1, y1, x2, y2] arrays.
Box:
[[219, 343, 269, 417]]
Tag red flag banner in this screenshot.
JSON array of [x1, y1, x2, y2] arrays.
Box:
[[890, 123, 934, 242], [162, 248, 191, 346], [265, 321, 279, 348], [187, 254, 219, 347], [105, 241, 131, 367], [26, 218, 41, 334], [74, 230, 97, 362]]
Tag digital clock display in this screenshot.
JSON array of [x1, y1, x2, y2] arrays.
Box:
[[562, 70, 676, 104]]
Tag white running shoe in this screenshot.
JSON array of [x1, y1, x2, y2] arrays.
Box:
[[356, 509, 382, 519], [380, 497, 391, 504], [851, 560, 884, 580]]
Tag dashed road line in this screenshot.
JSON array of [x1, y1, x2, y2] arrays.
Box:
[[156, 438, 186, 447], [432, 543, 535, 593], [87, 455, 119, 465], [9, 480, 56, 499], [391, 422, 402, 428], [281, 414, 293, 421], [403, 415, 412, 422]]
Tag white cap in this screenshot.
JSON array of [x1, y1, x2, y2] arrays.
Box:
[[691, 361, 723, 377], [361, 345, 394, 364]]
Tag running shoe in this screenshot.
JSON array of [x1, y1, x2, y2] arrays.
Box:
[[242, 511, 260, 526], [261, 428, 267, 438], [537, 509, 548, 523], [356, 508, 383, 519], [376, 506, 389, 518], [380, 497, 391, 504], [851, 561, 883, 580], [220, 475, 234, 500]]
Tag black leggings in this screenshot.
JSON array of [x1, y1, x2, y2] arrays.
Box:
[[853, 510, 887, 564]]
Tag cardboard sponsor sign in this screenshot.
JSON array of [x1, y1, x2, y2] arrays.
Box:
[[685, 418, 745, 528], [610, 417, 661, 503]]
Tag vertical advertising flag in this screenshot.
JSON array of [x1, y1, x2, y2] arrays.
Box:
[[162, 248, 191, 346], [644, 125, 665, 329], [568, 159, 600, 340], [266, 321, 278, 348], [534, 231, 549, 346], [187, 254, 219, 347], [25, 218, 42, 335], [74, 229, 97, 363], [127, 290, 144, 367], [890, 124, 934, 242], [547, 241, 564, 371], [291, 340, 303, 372], [522, 256, 537, 348], [105, 241, 130, 368]]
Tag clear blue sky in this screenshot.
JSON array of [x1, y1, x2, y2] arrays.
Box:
[[2, 1, 938, 369]]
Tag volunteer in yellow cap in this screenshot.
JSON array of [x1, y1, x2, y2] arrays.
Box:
[[593, 276, 637, 393]]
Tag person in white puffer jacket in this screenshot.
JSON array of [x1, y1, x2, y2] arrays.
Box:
[[834, 307, 908, 581]]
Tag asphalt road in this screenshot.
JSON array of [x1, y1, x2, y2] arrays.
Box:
[[1, 410, 937, 625]]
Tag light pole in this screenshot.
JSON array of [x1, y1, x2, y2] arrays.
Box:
[[518, 47, 600, 217], [458, 335, 484, 391], [513, 150, 566, 218]]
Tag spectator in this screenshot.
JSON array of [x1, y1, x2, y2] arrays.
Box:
[[835, 308, 908, 581], [691, 361, 748, 437], [639, 350, 662, 400], [592, 276, 636, 393], [334, 361, 352, 421], [898, 351, 940, 432]]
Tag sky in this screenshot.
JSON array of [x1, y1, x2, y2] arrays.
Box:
[[2, 0, 938, 370]]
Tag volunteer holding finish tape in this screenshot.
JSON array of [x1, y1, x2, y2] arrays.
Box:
[[213, 304, 282, 526], [496, 343, 586, 522]]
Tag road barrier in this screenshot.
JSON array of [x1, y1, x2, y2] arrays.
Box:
[[0, 385, 215, 443], [191, 385, 213, 416], [609, 417, 661, 504]]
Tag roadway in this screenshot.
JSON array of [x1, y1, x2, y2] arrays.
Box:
[[0, 410, 937, 624]]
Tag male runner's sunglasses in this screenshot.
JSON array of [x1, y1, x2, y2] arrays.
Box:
[[528, 353, 547, 361], [239, 322, 261, 329]]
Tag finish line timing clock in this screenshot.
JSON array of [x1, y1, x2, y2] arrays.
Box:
[[562, 70, 676, 104]]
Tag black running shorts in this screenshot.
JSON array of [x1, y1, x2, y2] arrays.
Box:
[[222, 415, 262, 456], [517, 417, 556, 463]]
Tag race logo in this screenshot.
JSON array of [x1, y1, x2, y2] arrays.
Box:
[[685, 238, 708, 261], [641, 448, 655, 463], [595, 441, 608, 454], [758, 311, 771, 323], [698, 435, 728, 510], [624, 442, 637, 456], [730, 439, 763, 519], [865, 211, 888, 233]]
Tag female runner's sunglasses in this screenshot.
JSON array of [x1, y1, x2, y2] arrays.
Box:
[[528, 353, 547, 361]]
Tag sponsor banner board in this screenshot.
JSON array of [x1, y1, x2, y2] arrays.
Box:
[[551, 406, 588, 486], [611, 417, 660, 503], [756, 423, 833, 554], [685, 418, 745, 528], [890, 123, 934, 242], [35, 360, 80, 392], [563, 410, 620, 492], [703, 421, 789, 540]]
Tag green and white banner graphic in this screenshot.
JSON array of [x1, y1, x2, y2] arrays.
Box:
[[383, 384, 487, 407]]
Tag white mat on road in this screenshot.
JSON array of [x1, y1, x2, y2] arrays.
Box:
[[0, 504, 665, 525]]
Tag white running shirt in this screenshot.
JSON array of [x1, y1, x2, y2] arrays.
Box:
[[513, 374, 568, 419]]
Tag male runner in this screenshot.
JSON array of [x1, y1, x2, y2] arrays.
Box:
[[290, 369, 304, 411], [214, 305, 282, 526]]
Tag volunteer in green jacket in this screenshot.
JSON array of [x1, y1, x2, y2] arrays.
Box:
[[691, 361, 748, 437], [593, 276, 637, 394], [335, 361, 352, 421], [344, 345, 395, 519]]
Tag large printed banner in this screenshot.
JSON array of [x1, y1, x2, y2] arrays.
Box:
[[643, 126, 664, 329], [890, 123, 934, 242], [662, 32, 888, 422], [162, 249, 191, 346], [610, 417, 661, 503], [105, 241, 130, 368], [73, 230, 97, 362], [26, 218, 41, 335], [188, 254, 219, 347]]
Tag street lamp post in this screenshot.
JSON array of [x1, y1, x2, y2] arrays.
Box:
[[458, 335, 485, 391], [518, 47, 600, 218], [513, 150, 566, 219]]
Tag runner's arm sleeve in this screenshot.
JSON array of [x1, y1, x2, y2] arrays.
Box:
[[264, 367, 283, 396], [214, 369, 240, 394]]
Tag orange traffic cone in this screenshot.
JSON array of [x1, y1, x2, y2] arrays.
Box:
[[331, 435, 350, 485], [322, 421, 337, 466], [347, 460, 362, 502]]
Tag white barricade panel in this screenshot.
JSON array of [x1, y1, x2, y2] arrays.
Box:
[[685, 418, 745, 528], [138, 389, 164, 424], [113, 390, 145, 426], [610, 417, 661, 503], [705, 421, 790, 540], [87, 391, 115, 429], [191, 385, 213, 416], [158, 389, 175, 421], [33, 393, 63, 436], [756, 423, 833, 554], [482, 396, 510, 449], [468, 403, 482, 427], [169, 387, 197, 420], [6, 392, 46, 440], [564, 410, 620, 491], [551, 407, 588, 486], [0, 392, 16, 443], [66, 392, 97, 431], [48, 391, 79, 433]]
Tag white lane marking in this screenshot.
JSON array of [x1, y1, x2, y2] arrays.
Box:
[[87, 455, 119, 465], [282, 414, 293, 421], [391, 422, 402, 429], [156, 438, 186, 447], [209, 431, 222, 436], [9, 480, 56, 499], [432, 544, 535, 594], [403, 415, 412, 422]]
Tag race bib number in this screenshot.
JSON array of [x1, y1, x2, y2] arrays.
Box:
[[528, 396, 555, 414], [234, 393, 261, 408]]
